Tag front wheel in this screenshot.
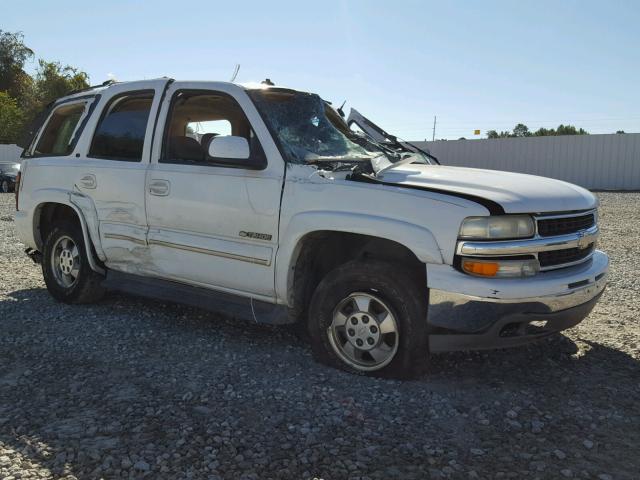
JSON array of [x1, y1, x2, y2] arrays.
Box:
[[308, 260, 429, 378], [42, 222, 105, 304], [1, 180, 9, 193]]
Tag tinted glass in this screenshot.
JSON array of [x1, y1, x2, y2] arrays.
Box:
[[89, 91, 154, 161], [162, 90, 265, 168], [35, 102, 86, 156]]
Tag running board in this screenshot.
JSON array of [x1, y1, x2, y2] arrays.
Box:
[[102, 270, 291, 325]]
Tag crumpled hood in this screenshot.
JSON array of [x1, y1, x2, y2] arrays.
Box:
[[378, 164, 596, 214]]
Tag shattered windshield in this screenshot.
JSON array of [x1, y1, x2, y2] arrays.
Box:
[[248, 89, 384, 165]]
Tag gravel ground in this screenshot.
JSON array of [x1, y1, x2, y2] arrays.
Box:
[[0, 191, 638, 480]]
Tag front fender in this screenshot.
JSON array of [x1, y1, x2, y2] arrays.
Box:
[[275, 210, 444, 302]]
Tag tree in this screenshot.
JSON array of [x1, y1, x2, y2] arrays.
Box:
[[0, 30, 34, 104], [486, 129, 514, 139], [487, 123, 590, 139], [0, 31, 91, 144], [0, 91, 24, 143], [616, 130, 625, 134], [533, 127, 555, 136], [34, 60, 89, 107], [512, 123, 532, 137], [555, 124, 588, 136]]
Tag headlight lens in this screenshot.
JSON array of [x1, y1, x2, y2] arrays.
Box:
[[459, 215, 535, 240]]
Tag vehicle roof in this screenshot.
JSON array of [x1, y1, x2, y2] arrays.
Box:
[[55, 78, 309, 104]]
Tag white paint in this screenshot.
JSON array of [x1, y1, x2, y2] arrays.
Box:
[[208, 135, 250, 160], [378, 164, 597, 213], [143, 81, 284, 297], [14, 80, 609, 313]]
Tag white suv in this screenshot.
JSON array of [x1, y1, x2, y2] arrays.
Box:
[[14, 78, 608, 377]]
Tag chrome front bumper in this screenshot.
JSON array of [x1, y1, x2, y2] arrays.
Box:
[[426, 250, 608, 352]]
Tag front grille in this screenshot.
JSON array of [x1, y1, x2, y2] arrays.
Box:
[[537, 213, 595, 237], [538, 243, 594, 268]]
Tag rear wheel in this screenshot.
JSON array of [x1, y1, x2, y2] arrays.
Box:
[[1, 180, 9, 193], [42, 222, 105, 304], [308, 260, 429, 378]]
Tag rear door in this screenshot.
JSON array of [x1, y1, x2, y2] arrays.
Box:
[[144, 82, 285, 299], [71, 80, 170, 270]]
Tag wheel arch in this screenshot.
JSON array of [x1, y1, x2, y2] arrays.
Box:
[[31, 190, 105, 275], [277, 211, 443, 320]]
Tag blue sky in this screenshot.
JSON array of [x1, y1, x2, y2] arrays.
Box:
[[4, 0, 639, 139]]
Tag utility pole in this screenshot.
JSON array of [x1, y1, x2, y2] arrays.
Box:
[[432, 116, 437, 141]]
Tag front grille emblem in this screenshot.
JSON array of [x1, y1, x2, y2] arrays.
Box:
[[576, 231, 588, 249]]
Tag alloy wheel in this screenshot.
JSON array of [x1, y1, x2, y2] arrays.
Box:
[[50, 235, 81, 288], [328, 292, 399, 371]]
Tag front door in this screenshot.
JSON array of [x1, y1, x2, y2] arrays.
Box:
[[144, 82, 285, 299]]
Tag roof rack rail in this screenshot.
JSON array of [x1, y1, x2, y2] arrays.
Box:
[[66, 79, 117, 97]]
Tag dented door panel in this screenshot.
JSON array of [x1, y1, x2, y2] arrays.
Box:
[[68, 79, 170, 270]]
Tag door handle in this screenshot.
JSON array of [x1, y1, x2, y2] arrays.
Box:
[[79, 173, 97, 189], [149, 179, 170, 196]]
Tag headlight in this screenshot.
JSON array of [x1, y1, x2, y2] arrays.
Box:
[[459, 215, 535, 240]]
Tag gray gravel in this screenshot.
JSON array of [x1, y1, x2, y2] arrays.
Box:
[[1, 191, 639, 479]]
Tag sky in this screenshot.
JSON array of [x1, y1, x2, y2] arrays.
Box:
[[4, 0, 640, 140]]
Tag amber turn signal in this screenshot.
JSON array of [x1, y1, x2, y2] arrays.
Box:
[[462, 260, 499, 277]]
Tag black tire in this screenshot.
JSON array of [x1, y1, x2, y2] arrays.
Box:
[[42, 221, 105, 304], [308, 260, 429, 378], [1, 180, 9, 193]]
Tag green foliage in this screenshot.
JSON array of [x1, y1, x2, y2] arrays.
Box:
[[0, 30, 90, 145], [555, 124, 588, 136], [487, 123, 589, 139], [0, 30, 34, 104], [0, 91, 25, 143], [34, 60, 89, 106], [486, 129, 511, 139], [512, 123, 532, 137], [532, 127, 555, 136]]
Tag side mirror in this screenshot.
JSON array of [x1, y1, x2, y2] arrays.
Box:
[[208, 135, 250, 160]]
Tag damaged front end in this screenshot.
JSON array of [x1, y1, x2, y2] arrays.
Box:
[[425, 251, 608, 352]]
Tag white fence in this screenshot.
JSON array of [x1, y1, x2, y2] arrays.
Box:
[[412, 133, 640, 190], [0, 144, 22, 166]]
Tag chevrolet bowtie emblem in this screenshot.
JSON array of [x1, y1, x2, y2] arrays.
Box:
[[576, 231, 588, 249]]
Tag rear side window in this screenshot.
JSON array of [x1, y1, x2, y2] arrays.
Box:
[[89, 91, 154, 161], [34, 102, 87, 156]]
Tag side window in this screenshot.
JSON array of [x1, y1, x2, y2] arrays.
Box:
[[89, 91, 154, 161], [162, 90, 266, 168], [34, 102, 87, 156]]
